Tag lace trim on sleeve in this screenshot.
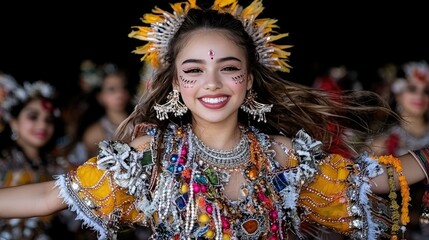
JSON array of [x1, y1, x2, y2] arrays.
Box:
[[54, 174, 112, 240]]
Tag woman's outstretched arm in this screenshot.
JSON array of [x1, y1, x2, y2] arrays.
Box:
[[371, 151, 428, 194], [0, 180, 67, 218]]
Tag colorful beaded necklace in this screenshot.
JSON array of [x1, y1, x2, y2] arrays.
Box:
[[153, 124, 283, 240]]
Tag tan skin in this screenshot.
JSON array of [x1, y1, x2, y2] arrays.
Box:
[[0, 30, 426, 222], [371, 80, 429, 155], [9, 99, 55, 160]]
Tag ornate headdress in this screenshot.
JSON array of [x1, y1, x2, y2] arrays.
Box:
[[128, 0, 292, 73], [0, 73, 18, 93], [79, 60, 121, 92], [79, 59, 103, 91], [392, 61, 429, 94], [0, 73, 18, 123], [1, 81, 57, 121], [403, 60, 429, 83]]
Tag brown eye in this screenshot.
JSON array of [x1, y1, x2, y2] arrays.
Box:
[[183, 68, 201, 74], [26, 112, 39, 121], [406, 85, 417, 94], [103, 86, 116, 93], [405, 85, 429, 96], [44, 116, 54, 124], [222, 66, 240, 72]]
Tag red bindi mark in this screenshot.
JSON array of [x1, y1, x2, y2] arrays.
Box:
[[413, 69, 428, 82], [209, 49, 215, 60], [41, 99, 53, 112]]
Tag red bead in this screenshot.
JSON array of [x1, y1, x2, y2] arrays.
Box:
[[206, 205, 213, 214], [178, 156, 186, 164], [270, 223, 279, 232], [192, 183, 200, 193], [221, 217, 230, 229], [269, 210, 278, 219], [200, 185, 207, 193]]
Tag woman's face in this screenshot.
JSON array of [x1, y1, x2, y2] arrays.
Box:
[[98, 74, 130, 112], [174, 29, 252, 125], [397, 80, 429, 117], [10, 99, 55, 149]]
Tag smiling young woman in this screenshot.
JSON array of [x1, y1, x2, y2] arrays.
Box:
[[0, 1, 429, 240], [0, 80, 77, 239]]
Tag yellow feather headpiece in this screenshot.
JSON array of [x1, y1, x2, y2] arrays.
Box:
[[128, 0, 292, 72]]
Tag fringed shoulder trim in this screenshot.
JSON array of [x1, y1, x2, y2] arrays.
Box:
[[55, 143, 152, 239]]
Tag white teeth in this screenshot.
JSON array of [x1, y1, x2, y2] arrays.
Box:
[[201, 97, 227, 104]]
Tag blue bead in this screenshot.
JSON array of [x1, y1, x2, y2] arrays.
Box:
[[170, 154, 178, 162], [272, 172, 289, 192], [175, 192, 189, 210]]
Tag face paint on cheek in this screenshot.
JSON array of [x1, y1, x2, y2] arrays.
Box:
[[179, 75, 197, 88], [209, 49, 215, 60], [232, 72, 246, 84]]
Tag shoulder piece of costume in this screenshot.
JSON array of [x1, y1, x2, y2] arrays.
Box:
[[295, 134, 392, 239], [269, 128, 392, 239], [55, 122, 159, 240]]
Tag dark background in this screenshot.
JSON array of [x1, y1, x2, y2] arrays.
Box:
[[1, 1, 428, 103]]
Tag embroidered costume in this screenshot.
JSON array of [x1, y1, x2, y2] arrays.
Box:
[[55, 123, 403, 240], [0, 144, 70, 240], [52, 1, 411, 239]]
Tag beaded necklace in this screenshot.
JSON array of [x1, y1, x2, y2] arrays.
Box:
[[192, 128, 250, 172], [154, 124, 283, 240]]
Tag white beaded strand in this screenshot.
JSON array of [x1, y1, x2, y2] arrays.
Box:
[[184, 168, 196, 239], [185, 130, 197, 239], [158, 174, 174, 221], [214, 202, 223, 240]]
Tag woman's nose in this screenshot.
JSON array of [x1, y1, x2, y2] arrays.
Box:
[[203, 73, 222, 90]]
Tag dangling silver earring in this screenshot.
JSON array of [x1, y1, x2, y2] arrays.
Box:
[[11, 129, 19, 141], [154, 89, 188, 120], [240, 89, 272, 123]]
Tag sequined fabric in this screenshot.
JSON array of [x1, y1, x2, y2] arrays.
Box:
[[56, 123, 392, 240]]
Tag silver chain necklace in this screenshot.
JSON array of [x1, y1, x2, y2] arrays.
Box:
[[191, 129, 250, 172]]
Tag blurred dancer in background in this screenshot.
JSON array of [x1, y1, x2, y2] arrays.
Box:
[[370, 60, 429, 240], [0, 80, 72, 239]]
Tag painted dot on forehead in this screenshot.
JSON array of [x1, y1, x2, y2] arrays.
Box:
[[209, 49, 215, 60], [41, 99, 53, 112]]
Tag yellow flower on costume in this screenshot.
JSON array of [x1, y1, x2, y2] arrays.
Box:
[[69, 157, 145, 224], [298, 154, 355, 233]]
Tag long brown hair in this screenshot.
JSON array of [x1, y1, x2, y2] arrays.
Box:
[[116, 7, 398, 157]]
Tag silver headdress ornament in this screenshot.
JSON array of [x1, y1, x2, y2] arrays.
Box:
[[0, 73, 18, 92], [1, 81, 57, 121], [403, 61, 429, 83], [128, 0, 292, 73], [0, 73, 18, 122], [392, 61, 429, 94], [79, 59, 103, 90]]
